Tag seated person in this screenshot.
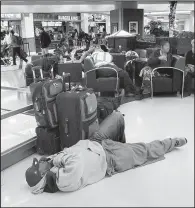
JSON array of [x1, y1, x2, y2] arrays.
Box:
[[25, 111, 187, 194], [80, 45, 141, 98], [55, 38, 70, 57], [183, 39, 194, 97], [139, 41, 173, 94], [125, 50, 145, 88]]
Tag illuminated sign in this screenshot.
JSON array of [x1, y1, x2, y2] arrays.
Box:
[[58, 16, 79, 21], [1, 13, 21, 19], [42, 21, 62, 27]]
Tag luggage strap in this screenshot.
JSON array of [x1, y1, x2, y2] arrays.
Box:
[[83, 115, 97, 140], [82, 92, 97, 119]]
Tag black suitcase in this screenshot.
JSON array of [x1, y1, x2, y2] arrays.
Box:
[[97, 96, 122, 124], [56, 87, 99, 148], [36, 126, 60, 155], [30, 67, 70, 128]]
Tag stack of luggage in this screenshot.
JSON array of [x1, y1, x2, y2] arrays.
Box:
[[25, 55, 59, 86], [31, 64, 123, 155]]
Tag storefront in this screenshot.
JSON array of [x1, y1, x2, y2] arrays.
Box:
[[88, 14, 107, 34], [33, 13, 82, 52], [1, 13, 22, 36]]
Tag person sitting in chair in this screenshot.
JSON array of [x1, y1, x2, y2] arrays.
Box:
[[25, 111, 187, 194], [139, 41, 173, 95], [80, 45, 141, 98], [183, 39, 194, 97]]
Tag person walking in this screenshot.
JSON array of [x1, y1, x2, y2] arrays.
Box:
[[39, 27, 51, 56], [10, 30, 28, 69]]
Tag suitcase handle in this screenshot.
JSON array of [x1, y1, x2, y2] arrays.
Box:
[[50, 66, 54, 79], [32, 67, 43, 83], [64, 118, 69, 134], [62, 72, 71, 91]]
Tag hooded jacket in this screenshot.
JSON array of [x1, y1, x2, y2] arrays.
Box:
[[49, 140, 107, 192]]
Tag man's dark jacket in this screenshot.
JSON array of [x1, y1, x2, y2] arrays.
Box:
[[40, 31, 51, 48]]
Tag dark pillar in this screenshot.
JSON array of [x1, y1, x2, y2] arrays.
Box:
[[110, 1, 144, 36]]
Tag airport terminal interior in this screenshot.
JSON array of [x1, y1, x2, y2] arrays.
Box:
[[1, 0, 194, 207]]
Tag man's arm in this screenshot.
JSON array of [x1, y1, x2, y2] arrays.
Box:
[[185, 50, 194, 66], [52, 150, 84, 192], [44, 171, 59, 193], [79, 47, 95, 63]]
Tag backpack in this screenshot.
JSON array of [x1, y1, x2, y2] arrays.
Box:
[[16, 36, 23, 46], [97, 96, 122, 124]]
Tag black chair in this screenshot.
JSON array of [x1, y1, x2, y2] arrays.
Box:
[[150, 56, 186, 98], [58, 62, 83, 83]]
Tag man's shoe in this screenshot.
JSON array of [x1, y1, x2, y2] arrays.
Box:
[[125, 93, 134, 97], [135, 93, 143, 100], [174, 137, 187, 147]]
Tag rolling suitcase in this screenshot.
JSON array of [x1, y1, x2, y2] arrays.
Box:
[[56, 87, 99, 148], [30, 67, 70, 128]]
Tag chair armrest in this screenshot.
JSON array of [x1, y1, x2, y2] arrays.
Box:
[[85, 67, 119, 92]]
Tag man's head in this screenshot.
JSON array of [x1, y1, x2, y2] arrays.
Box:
[[25, 157, 52, 188], [160, 40, 170, 54], [191, 39, 194, 53], [39, 27, 44, 33]]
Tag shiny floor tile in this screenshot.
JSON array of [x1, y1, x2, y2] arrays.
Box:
[[1, 109, 9, 115], [1, 113, 37, 153], [1, 69, 26, 88], [1, 57, 30, 72], [1, 89, 32, 111], [1, 96, 194, 207]]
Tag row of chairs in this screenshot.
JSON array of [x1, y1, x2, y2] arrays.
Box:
[[28, 51, 187, 98]]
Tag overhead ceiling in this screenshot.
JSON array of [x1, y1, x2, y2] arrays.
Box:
[[138, 2, 194, 12], [1, 1, 194, 13], [2, 0, 193, 5]]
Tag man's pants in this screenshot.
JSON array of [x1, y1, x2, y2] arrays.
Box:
[[91, 111, 177, 174], [101, 64, 137, 94], [184, 71, 195, 93], [118, 70, 137, 94], [12, 47, 28, 65], [42, 48, 49, 55]]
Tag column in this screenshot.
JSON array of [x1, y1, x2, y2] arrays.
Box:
[[81, 13, 89, 33], [106, 15, 111, 34], [110, 1, 143, 35], [189, 10, 194, 32], [114, 1, 138, 9], [21, 13, 36, 53]]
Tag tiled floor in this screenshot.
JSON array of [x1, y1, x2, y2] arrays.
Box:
[[1, 69, 27, 88], [1, 96, 194, 207], [1, 56, 31, 88], [1, 113, 37, 153], [1, 89, 32, 111]]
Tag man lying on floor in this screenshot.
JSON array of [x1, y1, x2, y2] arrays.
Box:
[[26, 111, 187, 194]]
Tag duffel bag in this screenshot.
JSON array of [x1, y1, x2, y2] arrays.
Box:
[[36, 126, 61, 155], [97, 96, 122, 124]]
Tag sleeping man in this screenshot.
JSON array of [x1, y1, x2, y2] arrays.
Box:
[[26, 111, 187, 194]]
